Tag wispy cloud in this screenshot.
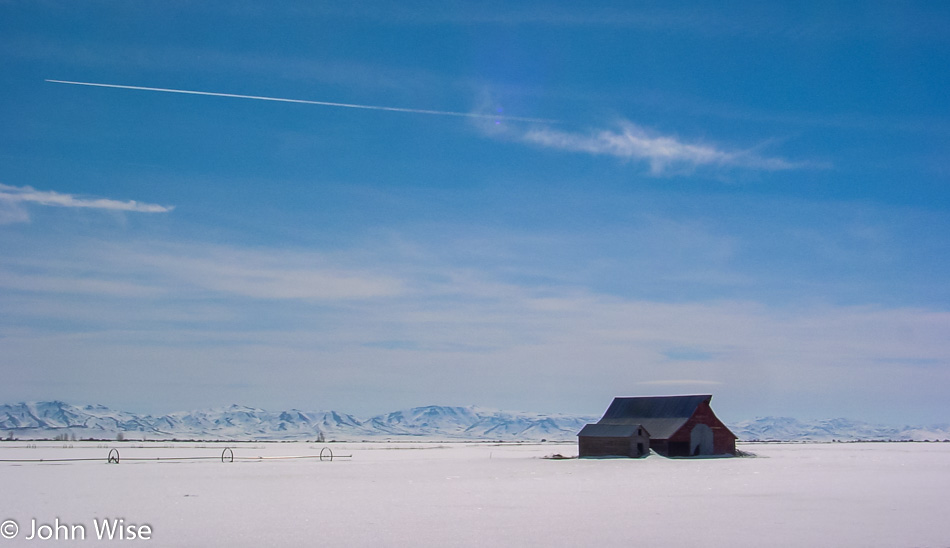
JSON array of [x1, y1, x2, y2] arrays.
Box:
[[519, 121, 815, 175], [0, 241, 406, 302], [136, 250, 405, 301], [0, 199, 30, 225], [663, 348, 716, 361], [637, 380, 724, 386], [0, 183, 173, 223]]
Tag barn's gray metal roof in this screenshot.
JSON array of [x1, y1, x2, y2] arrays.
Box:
[[596, 395, 712, 439], [601, 395, 712, 420], [577, 423, 643, 438]]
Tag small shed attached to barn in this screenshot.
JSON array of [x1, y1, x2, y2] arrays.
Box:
[[579, 394, 737, 457], [577, 423, 650, 458]]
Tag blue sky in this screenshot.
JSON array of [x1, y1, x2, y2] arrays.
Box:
[[2, 1, 949, 424]]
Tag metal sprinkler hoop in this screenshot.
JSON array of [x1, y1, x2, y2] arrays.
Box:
[[0, 446, 350, 465]]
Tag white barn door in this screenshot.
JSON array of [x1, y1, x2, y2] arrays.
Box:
[[690, 424, 714, 456]]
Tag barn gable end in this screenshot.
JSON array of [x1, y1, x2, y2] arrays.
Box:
[[663, 399, 737, 456]]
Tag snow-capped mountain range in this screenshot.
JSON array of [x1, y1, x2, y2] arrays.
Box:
[[0, 401, 596, 442], [0, 401, 947, 442], [730, 416, 950, 443]]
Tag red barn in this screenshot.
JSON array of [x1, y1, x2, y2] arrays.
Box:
[[579, 395, 736, 457]]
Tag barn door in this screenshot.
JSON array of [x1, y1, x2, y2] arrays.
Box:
[[690, 424, 714, 456]]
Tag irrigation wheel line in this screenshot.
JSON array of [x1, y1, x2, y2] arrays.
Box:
[[0, 447, 351, 465]]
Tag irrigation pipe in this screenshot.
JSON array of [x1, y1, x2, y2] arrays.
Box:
[[0, 446, 350, 465]]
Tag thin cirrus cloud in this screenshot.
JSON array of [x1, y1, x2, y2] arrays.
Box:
[[166, 256, 406, 301], [0, 242, 407, 306], [0, 183, 173, 222], [114, 245, 407, 301], [637, 380, 725, 386], [519, 121, 817, 174]]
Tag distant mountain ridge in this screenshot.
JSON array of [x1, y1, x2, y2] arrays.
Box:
[[0, 401, 596, 441], [731, 416, 950, 443], [1, 401, 947, 442]]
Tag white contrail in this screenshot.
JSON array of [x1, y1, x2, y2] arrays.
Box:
[[45, 79, 556, 123]]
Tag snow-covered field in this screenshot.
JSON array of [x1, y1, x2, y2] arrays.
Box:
[[1, 441, 948, 547]]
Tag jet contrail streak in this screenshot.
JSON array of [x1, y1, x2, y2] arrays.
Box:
[[45, 79, 556, 124]]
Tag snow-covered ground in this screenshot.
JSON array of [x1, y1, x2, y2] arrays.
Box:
[[1, 441, 948, 547]]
